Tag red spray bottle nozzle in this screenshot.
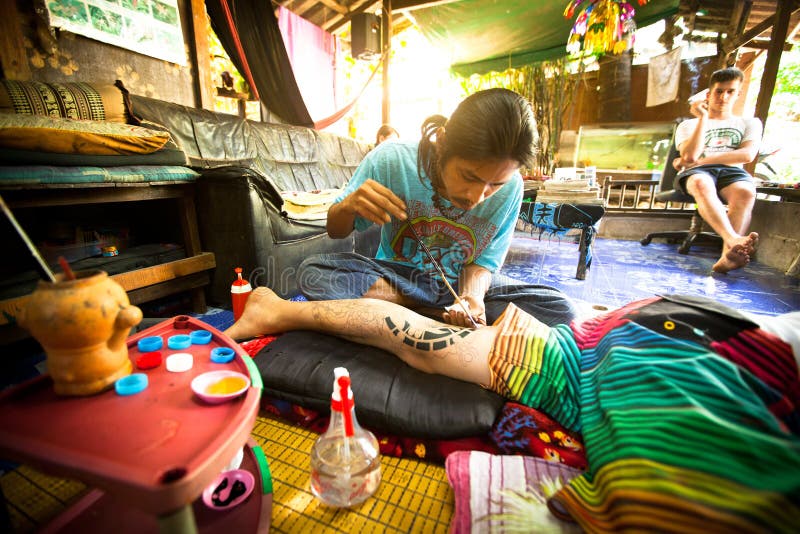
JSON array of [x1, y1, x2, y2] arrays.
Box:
[[337, 376, 354, 437], [232, 267, 249, 286]]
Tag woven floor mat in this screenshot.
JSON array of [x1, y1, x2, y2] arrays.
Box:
[[252, 415, 453, 533], [1, 415, 453, 533]]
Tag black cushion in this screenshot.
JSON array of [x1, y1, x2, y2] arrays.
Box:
[[254, 331, 506, 439]]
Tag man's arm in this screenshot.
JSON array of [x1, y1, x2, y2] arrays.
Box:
[[679, 101, 708, 165], [685, 140, 759, 168], [326, 179, 407, 239], [326, 200, 359, 238]]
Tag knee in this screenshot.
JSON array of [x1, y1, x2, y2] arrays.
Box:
[[725, 184, 756, 207], [685, 175, 715, 198], [296, 255, 329, 293]]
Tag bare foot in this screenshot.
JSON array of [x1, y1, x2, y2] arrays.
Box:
[[744, 232, 759, 255], [224, 287, 289, 340], [712, 242, 751, 273]]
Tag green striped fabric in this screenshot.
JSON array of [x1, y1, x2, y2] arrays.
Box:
[[0, 165, 198, 184]]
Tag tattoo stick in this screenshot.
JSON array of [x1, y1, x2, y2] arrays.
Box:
[[407, 221, 479, 328], [0, 194, 56, 282]]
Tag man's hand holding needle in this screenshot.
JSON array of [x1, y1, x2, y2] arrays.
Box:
[[406, 221, 480, 328]]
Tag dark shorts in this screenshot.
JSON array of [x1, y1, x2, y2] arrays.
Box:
[[674, 164, 753, 196]]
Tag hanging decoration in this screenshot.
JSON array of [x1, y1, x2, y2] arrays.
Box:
[[564, 0, 649, 57]]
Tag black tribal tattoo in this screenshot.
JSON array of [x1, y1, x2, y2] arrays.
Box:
[[384, 317, 470, 351]]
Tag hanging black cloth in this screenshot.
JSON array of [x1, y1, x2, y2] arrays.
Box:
[[205, 0, 314, 127]]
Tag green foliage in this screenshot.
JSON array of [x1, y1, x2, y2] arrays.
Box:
[[775, 50, 800, 95]]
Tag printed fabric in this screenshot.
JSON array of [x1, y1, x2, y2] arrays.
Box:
[[334, 141, 523, 281], [486, 297, 800, 532]]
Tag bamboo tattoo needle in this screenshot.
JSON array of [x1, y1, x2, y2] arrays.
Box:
[[407, 221, 479, 328], [0, 194, 56, 282]]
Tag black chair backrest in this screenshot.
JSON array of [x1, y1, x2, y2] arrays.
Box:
[[658, 141, 681, 192], [654, 119, 693, 203]]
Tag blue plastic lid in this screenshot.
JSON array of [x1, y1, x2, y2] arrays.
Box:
[[115, 373, 148, 396], [137, 336, 163, 353], [167, 334, 192, 350], [190, 329, 213, 345], [210, 347, 236, 364]]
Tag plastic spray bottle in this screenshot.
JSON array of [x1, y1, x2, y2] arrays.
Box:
[[230, 267, 252, 322], [310, 367, 381, 507]]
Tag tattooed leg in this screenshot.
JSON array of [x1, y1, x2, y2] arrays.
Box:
[[224, 287, 497, 385]]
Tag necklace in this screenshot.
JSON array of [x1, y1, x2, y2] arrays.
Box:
[[431, 190, 468, 221]]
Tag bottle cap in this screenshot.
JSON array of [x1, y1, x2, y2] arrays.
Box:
[[210, 346, 236, 364], [136, 351, 162, 370], [331, 367, 352, 401], [190, 329, 213, 345], [231, 267, 252, 292], [115, 373, 148, 396], [137, 336, 163, 352], [166, 353, 194, 372], [168, 334, 192, 350]]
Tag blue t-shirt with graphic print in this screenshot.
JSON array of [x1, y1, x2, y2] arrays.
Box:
[[333, 140, 523, 283]]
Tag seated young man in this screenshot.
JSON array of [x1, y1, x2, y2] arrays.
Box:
[[226, 288, 800, 532], [673, 67, 762, 273]]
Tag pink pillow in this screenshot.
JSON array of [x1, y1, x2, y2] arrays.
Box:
[[445, 451, 583, 533]]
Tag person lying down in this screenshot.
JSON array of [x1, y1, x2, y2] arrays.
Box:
[[226, 288, 800, 533]]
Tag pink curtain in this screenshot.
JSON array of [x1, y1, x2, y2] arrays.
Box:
[[277, 7, 337, 125]]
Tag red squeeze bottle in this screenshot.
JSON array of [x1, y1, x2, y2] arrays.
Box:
[[230, 267, 252, 321]]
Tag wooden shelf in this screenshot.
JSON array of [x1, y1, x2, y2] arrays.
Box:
[[0, 181, 216, 330]]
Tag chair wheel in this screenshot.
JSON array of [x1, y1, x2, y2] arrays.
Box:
[[678, 244, 690, 254], [640, 237, 652, 246]]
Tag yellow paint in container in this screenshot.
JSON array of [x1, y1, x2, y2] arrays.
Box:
[[206, 376, 248, 395]]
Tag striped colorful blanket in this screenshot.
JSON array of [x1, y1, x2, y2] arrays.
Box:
[[489, 296, 800, 532]]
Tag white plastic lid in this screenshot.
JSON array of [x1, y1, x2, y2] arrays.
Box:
[[166, 352, 194, 373], [332, 367, 352, 401]]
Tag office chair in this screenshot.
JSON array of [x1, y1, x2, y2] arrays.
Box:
[[640, 131, 723, 254]]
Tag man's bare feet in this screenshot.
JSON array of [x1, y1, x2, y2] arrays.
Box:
[[712, 233, 757, 273], [224, 287, 289, 340], [744, 232, 759, 255], [712, 244, 750, 273]]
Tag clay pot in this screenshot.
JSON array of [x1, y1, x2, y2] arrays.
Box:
[[18, 270, 143, 396]]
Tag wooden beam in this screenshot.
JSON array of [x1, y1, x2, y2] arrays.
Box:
[[318, 0, 348, 15], [111, 253, 216, 292], [743, 40, 794, 51], [392, 0, 462, 10], [382, 0, 392, 125], [0, 0, 31, 80], [734, 0, 753, 36], [754, 0, 794, 131], [324, 0, 380, 33], [189, 0, 215, 110]]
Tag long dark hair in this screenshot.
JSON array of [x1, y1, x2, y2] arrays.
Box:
[[417, 88, 537, 192]]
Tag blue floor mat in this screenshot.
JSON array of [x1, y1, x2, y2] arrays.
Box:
[[193, 234, 800, 329], [502, 232, 800, 316]]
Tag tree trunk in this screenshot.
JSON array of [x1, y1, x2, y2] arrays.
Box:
[[598, 51, 632, 123]]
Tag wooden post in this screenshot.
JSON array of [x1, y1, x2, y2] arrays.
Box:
[[597, 51, 632, 123], [382, 0, 392, 125], [753, 0, 793, 132], [189, 0, 215, 110], [0, 0, 31, 80]]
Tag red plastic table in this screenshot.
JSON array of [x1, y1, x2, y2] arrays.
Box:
[[0, 315, 266, 533]]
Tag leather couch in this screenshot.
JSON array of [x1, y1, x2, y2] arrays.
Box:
[[129, 95, 377, 306]]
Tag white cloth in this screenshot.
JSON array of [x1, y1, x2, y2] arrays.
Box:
[[646, 47, 681, 107]]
